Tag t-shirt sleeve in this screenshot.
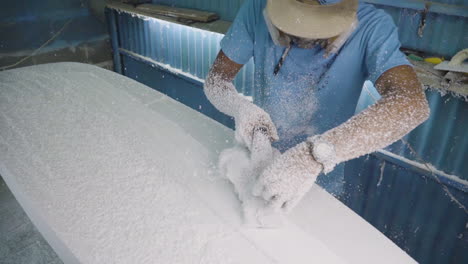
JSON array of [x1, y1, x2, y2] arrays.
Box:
[[364, 11, 411, 83], [220, 0, 259, 65]]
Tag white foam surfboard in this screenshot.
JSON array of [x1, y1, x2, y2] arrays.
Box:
[[0, 63, 416, 264]]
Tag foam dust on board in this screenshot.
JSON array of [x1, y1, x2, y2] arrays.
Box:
[[0, 62, 226, 263], [218, 144, 284, 228], [0, 62, 350, 264]]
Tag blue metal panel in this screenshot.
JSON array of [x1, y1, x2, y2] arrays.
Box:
[[152, 0, 245, 21], [0, 0, 109, 59], [397, 92, 468, 179], [106, 8, 123, 74], [353, 81, 468, 264], [0, 15, 109, 57], [363, 0, 468, 57], [431, 0, 467, 5], [364, 0, 468, 17], [110, 8, 255, 95], [356, 84, 468, 181], [343, 154, 468, 264], [0, 0, 86, 23]]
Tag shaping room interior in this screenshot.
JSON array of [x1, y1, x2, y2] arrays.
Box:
[[0, 0, 467, 264]]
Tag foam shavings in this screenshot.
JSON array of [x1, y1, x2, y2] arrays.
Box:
[[0, 62, 416, 264], [218, 133, 284, 228]]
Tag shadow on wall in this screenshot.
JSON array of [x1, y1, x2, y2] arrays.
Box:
[[0, 0, 112, 70]]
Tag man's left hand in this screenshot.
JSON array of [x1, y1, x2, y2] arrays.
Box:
[[252, 141, 323, 212]]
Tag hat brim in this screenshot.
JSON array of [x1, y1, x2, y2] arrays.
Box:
[[267, 0, 358, 39]]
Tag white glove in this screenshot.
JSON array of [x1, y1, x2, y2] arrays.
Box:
[[234, 103, 278, 150], [252, 141, 322, 212], [204, 73, 278, 150]]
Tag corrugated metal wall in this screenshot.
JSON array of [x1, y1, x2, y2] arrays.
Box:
[[152, 0, 468, 57], [106, 5, 467, 264], [393, 92, 468, 179], [0, 0, 110, 70], [356, 84, 468, 181], [0, 0, 85, 23], [365, 0, 468, 57], [109, 8, 255, 95], [353, 86, 468, 264], [116, 11, 223, 78], [344, 153, 467, 264]]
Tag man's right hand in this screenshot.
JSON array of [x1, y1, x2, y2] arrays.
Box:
[[235, 103, 279, 150]]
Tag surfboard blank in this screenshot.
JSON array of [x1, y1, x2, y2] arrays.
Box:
[[0, 63, 415, 264]]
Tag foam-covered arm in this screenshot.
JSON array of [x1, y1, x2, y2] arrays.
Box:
[[204, 72, 252, 119], [204, 51, 278, 148], [310, 66, 430, 173]]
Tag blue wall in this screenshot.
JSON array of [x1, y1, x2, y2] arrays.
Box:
[[0, 0, 86, 23], [344, 154, 467, 264], [152, 0, 468, 57], [0, 0, 108, 60]]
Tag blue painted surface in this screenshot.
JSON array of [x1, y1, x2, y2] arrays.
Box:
[[395, 92, 467, 179], [0, 16, 108, 54], [106, 9, 123, 74], [364, 0, 468, 17], [106, 6, 468, 264], [0, 0, 86, 23], [0, 0, 108, 57], [371, 3, 468, 57], [343, 154, 468, 264], [110, 9, 255, 95]]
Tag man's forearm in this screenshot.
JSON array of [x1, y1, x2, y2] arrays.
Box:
[[204, 51, 249, 118], [204, 72, 251, 118], [318, 86, 430, 166]]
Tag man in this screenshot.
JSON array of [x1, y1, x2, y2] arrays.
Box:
[[204, 0, 430, 212]]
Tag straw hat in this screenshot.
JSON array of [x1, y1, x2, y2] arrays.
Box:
[[266, 0, 359, 39]]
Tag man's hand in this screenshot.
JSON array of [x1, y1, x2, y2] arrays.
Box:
[[253, 141, 322, 212], [235, 103, 278, 150]]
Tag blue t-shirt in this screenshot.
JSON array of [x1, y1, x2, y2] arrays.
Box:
[[220, 0, 410, 194]]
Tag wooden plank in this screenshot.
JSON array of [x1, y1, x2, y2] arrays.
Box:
[[136, 4, 219, 22]]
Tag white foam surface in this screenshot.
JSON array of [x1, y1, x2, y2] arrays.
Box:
[[0, 63, 416, 263]]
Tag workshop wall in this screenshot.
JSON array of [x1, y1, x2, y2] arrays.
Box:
[[344, 152, 468, 264], [0, 0, 111, 70], [0, 0, 84, 23], [153, 0, 468, 57], [365, 0, 468, 57]]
